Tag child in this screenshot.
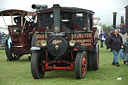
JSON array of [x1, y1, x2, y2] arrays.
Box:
[[123, 39, 128, 65]]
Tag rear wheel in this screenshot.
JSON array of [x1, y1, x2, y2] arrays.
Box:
[[92, 44, 99, 70], [31, 50, 45, 79], [5, 37, 20, 61], [87, 51, 92, 70], [75, 51, 87, 79]]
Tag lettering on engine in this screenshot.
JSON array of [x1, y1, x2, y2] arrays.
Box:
[[50, 32, 65, 36], [72, 33, 92, 46], [52, 40, 62, 44]]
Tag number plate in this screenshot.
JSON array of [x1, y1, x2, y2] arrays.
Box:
[[50, 32, 65, 36]]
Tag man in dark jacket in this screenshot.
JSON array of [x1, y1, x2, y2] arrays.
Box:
[[107, 29, 123, 67]]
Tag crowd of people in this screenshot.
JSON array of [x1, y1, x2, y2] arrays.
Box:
[[0, 30, 6, 46], [99, 23, 128, 67]]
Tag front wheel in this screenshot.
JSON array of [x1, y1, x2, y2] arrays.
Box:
[[75, 51, 87, 79], [31, 50, 45, 79]]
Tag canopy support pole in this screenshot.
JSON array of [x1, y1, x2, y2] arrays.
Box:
[[1, 14, 7, 28], [11, 11, 13, 25]]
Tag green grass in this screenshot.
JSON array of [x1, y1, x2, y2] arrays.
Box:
[[0, 44, 128, 85]]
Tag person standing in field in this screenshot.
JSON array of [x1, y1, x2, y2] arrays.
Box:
[[1, 32, 6, 45], [123, 39, 128, 65], [119, 23, 127, 60], [0, 31, 2, 45], [99, 30, 105, 48], [107, 29, 123, 67]]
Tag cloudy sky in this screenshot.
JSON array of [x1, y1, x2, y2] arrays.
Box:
[[0, 0, 128, 28]]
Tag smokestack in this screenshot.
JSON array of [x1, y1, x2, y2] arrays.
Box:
[[125, 5, 128, 33], [113, 12, 117, 29], [53, 4, 61, 32], [121, 16, 124, 24]]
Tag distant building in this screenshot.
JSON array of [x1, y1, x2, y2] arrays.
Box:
[[0, 27, 8, 34]]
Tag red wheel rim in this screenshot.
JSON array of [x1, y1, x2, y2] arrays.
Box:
[[40, 63, 45, 72], [81, 57, 87, 77], [42, 64, 45, 71]]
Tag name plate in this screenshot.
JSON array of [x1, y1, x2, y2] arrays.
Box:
[[50, 32, 65, 36]]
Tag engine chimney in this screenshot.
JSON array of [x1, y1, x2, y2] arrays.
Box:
[[113, 12, 117, 29], [125, 5, 128, 33]]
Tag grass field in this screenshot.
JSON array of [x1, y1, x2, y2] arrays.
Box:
[[0, 44, 128, 85]]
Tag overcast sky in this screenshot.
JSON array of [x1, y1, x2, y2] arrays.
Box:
[[0, 0, 128, 28]]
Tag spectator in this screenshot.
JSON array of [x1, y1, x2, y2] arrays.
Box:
[[119, 23, 127, 60], [123, 39, 128, 65], [104, 30, 110, 45], [99, 30, 105, 48], [0, 31, 2, 45], [104, 30, 109, 38], [107, 29, 123, 67], [2, 32, 6, 45]]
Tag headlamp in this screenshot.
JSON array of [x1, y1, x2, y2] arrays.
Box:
[[41, 40, 47, 46], [69, 40, 75, 46]]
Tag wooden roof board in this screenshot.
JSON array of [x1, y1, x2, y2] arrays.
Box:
[[39, 6, 94, 14], [0, 9, 36, 16]]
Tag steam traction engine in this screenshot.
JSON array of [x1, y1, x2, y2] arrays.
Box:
[[0, 9, 37, 61], [31, 4, 99, 79]]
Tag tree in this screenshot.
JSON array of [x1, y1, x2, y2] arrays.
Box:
[[101, 24, 112, 32]]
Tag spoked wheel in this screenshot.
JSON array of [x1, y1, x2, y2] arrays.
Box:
[[13, 54, 21, 60], [5, 48, 21, 61], [31, 50, 45, 79], [5, 38, 20, 61], [75, 51, 87, 79]]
